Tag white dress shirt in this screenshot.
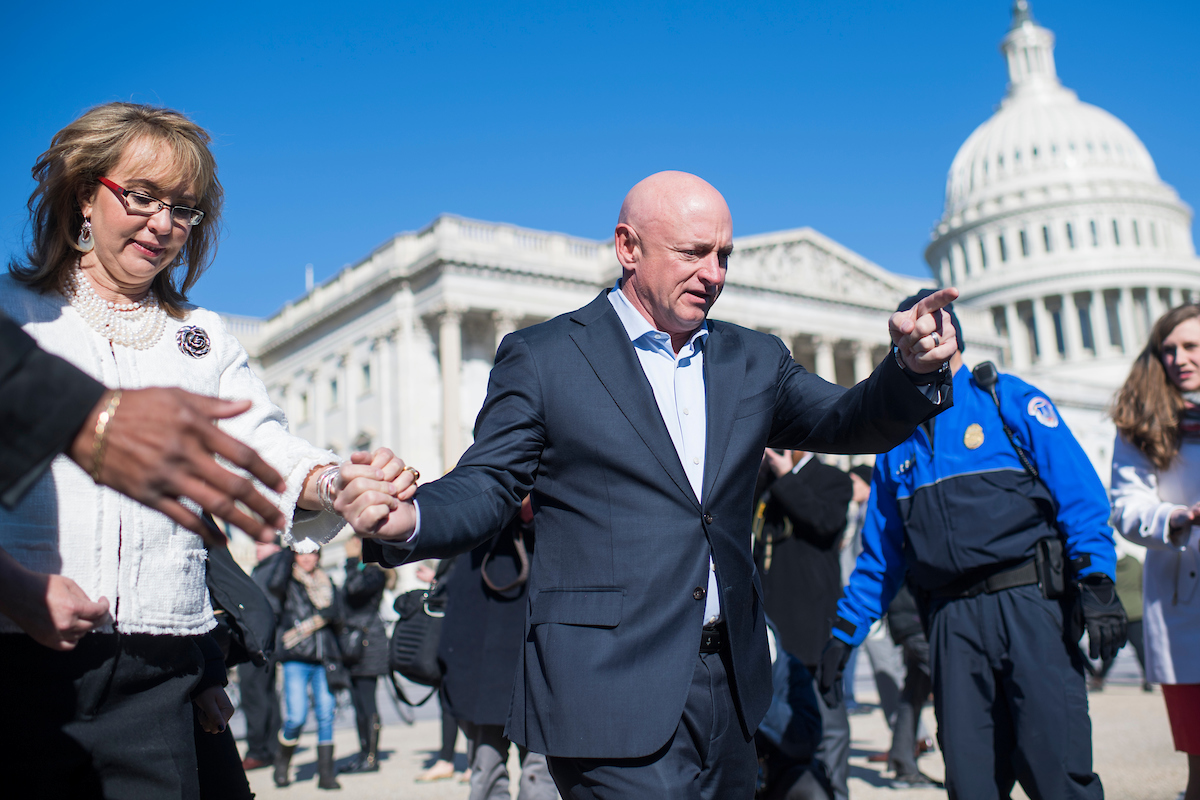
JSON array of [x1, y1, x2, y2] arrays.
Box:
[[608, 284, 722, 625]]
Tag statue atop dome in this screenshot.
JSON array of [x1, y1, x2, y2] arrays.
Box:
[[1010, 0, 1036, 30]]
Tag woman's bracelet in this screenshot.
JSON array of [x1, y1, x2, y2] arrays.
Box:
[[90, 390, 123, 483], [315, 464, 341, 516]]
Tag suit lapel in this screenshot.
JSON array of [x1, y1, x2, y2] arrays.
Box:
[[569, 294, 700, 510], [701, 321, 746, 502]]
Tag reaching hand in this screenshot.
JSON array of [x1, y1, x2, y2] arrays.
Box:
[[336, 449, 419, 541], [762, 448, 792, 478], [193, 686, 235, 734], [0, 548, 110, 651], [1167, 502, 1200, 545], [888, 287, 960, 373], [68, 388, 288, 547]]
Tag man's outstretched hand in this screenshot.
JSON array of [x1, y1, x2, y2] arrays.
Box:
[[889, 287, 960, 373], [68, 388, 288, 547]]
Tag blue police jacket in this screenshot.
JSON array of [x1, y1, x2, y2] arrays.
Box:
[[834, 364, 1117, 646]]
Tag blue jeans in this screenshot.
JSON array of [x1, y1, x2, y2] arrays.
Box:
[[282, 661, 336, 744]]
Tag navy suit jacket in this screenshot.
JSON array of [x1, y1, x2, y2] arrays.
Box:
[[367, 291, 948, 759]]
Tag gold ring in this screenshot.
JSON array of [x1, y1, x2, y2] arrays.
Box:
[[404, 465, 420, 482]]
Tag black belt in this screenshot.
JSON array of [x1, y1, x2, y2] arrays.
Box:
[[700, 622, 726, 654], [935, 558, 1040, 600]]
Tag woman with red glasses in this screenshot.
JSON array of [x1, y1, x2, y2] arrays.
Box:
[[0, 102, 415, 798]]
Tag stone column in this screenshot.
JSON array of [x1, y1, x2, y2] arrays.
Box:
[[1166, 287, 1181, 310], [439, 308, 464, 473], [1033, 296, 1060, 364], [1086, 291, 1113, 358], [852, 341, 875, 384], [1004, 302, 1032, 370], [1117, 287, 1137, 354], [1062, 293, 1086, 361], [813, 336, 837, 383], [1147, 286, 1167, 326], [339, 353, 353, 454], [372, 336, 390, 451], [492, 310, 521, 354], [311, 368, 326, 451]]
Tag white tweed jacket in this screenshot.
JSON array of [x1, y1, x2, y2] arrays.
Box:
[[0, 274, 342, 636]]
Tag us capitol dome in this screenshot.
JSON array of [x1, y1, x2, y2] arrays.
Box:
[[927, 0, 1199, 427]]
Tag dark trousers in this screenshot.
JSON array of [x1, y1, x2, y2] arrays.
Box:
[[930, 585, 1103, 800], [0, 632, 205, 800], [810, 672, 850, 800], [350, 675, 379, 748], [888, 635, 931, 775], [547, 650, 757, 800], [236, 659, 280, 761]]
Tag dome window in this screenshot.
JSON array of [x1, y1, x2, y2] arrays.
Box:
[[1090, 220, 1099, 247], [999, 234, 1009, 262], [1066, 222, 1076, 249], [979, 237, 988, 269], [1112, 220, 1121, 246], [1032, 146, 1039, 158], [1150, 222, 1159, 247], [1042, 226, 1052, 253], [1132, 220, 1141, 246], [1086, 141, 1095, 154], [1020, 230, 1030, 257]]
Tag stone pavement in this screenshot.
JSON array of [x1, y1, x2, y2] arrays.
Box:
[[240, 650, 1188, 799]]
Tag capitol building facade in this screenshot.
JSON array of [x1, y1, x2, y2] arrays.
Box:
[[224, 2, 1197, 486]]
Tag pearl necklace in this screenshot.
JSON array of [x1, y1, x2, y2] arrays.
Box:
[[64, 264, 167, 350]]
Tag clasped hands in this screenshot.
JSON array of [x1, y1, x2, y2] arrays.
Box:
[[332, 448, 420, 542], [888, 287, 960, 373]]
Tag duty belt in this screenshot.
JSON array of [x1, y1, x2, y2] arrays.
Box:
[[934, 557, 1040, 600]]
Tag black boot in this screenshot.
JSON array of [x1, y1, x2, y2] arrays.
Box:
[[273, 735, 297, 788], [345, 714, 380, 773], [343, 714, 371, 772], [317, 743, 341, 790]]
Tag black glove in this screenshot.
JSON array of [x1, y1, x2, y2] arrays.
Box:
[[1076, 574, 1128, 661], [815, 637, 853, 708]]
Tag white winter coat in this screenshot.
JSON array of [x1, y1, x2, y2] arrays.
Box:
[[1110, 434, 1200, 684], [0, 274, 342, 636]]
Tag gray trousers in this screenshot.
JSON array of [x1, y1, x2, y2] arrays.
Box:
[[465, 722, 558, 800]]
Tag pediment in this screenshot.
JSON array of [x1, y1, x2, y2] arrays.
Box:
[[729, 227, 929, 309]]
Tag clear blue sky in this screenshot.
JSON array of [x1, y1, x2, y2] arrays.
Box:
[[2, 1, 1196, 318]]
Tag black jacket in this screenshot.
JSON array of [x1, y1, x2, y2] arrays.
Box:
[[754, 457, 853, 667], [342, 558, 389, 677], [0, 312, 105, 509], [263, 551, 343, 665], [438, 514, 534, 726]]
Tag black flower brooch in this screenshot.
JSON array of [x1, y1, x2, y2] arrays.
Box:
[[176, 326, 211, 359]]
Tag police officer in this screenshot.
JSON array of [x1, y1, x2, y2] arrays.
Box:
[[817, 290, 1127, 800]]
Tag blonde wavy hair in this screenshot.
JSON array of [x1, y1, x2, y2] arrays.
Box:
[[1111, 304, 1200, 471], [10, 102, 223, 318]]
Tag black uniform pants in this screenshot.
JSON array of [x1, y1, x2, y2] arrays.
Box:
[[235, 659, 280, 761], [929, 585, 1102, 800], [0, 632, 205, 800]]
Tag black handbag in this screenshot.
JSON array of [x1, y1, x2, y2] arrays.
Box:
[[202, 515, 277, 668], [387, 559, 452, 705], [339, 626, 366, 667]]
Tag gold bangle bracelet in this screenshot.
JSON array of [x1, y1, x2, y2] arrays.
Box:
[[90, 390, 123, 483]]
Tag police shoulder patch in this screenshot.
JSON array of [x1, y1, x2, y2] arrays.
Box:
[[1027, 396, 1059, 428]]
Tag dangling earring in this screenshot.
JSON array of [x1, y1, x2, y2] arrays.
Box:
[[77, 218, 94, 252]]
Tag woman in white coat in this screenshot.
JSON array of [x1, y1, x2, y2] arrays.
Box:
[[1111, 303, 1200, 800], [0, 102, 415, 798]]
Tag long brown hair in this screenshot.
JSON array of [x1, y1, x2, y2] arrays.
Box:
[[1112, 304, 1200, 471], [10, 102, 223, 318]]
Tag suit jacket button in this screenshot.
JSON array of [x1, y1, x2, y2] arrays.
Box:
[[703, 513, 714, 525], [694, 587, 706, 601]]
